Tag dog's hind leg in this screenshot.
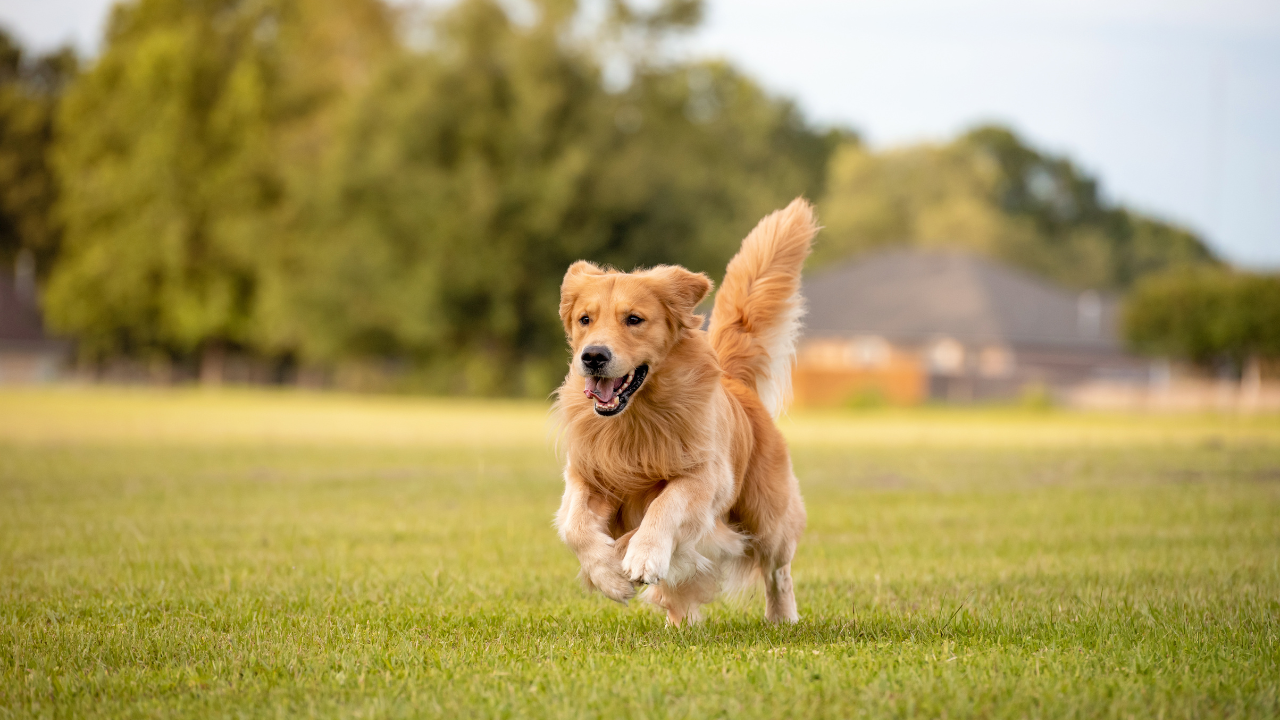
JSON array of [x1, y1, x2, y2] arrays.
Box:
[[759, 515, 801, 623], [755, 467, 805, 623], [763, 560, 798, 623], [745, 496, 802, 623]]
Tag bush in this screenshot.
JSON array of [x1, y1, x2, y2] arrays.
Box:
[[1124, 268, 1280, 373]]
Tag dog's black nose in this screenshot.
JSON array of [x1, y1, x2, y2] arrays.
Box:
[[581, 345, 612, 373]]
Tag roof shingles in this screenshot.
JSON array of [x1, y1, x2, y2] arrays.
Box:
[[802, 251, 1120, 350]]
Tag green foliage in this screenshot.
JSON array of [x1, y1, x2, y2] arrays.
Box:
[[0, 28, 76, 274], [843, 386, 886, 410], [24, 0, 1228, 392], [44, 0, 393, 359], [816, 125, 1218, 290], [42, 0, 827, 391], [254, 0, 828, 394], [259, 0, 617, 391], [1017, 382, 1055, 410], [1124, 268, 1280, 369]]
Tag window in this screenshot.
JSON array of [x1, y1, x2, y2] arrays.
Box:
[[844, 336, 890, 368], [1078, 290, 1102, 338], [979, 346, 1014, 377], [799, 339, 846, 368], [927, 338, 965, 374]]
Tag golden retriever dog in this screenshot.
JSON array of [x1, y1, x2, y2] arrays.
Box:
[[554, 198, 818, 625]]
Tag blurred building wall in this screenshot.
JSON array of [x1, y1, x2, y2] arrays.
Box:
[[793, 250, 1152, 407]]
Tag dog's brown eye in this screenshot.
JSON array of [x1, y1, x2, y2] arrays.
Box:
[[626, 315, 644, 326], [579, 315, 590, 326]]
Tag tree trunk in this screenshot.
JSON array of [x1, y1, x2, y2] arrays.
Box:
[[200, 342, 226, 387], [1241, 355, 1262, 411]]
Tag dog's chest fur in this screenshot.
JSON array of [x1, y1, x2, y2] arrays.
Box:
[[566, 405, 709, 496]]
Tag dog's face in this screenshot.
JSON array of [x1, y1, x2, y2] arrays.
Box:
[[560, 261, 712, 416]]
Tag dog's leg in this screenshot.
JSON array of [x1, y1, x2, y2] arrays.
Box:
[[760, 516, 801, 623], [555, 467, 633, 603], [620, 472, 728, 587], [743, 465, 805, 623], [647, 582, 709, 627], [763, 561, 798, 623]]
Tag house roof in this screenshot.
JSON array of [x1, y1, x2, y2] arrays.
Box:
[[801, 250, 1121, 350]]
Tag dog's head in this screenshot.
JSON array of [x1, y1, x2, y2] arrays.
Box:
[[559, 261, 712, 417]]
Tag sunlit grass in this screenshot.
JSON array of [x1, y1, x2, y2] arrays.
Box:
[[1, 388, 1278, 718]]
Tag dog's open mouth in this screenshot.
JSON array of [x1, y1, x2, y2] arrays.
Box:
[[583, 365, 649, 416]]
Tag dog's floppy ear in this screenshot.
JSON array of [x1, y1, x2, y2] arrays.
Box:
[[648, 265, 713, 331], [560, 261, 606, 331]]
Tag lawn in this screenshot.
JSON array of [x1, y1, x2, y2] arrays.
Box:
[[1, 388, 1278, 718]]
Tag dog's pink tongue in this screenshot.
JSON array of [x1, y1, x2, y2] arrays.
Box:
[[584, 376, 618, 403]]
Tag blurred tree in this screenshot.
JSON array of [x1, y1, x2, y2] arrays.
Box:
[[44, 0, 394, 375], [43, 0, 837, 391], [36, 0, 1232, 393], [815, 125, 1218, 290], [1124, 269, 1280, 375], [0, 28, 76, 276], [257, 0, 834, 394]]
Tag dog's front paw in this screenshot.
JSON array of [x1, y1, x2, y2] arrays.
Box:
[[621, 533, 672, 585], [583, 560, 635, 603]]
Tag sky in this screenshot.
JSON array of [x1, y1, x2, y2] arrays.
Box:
[[2, 0, 1278, 268]]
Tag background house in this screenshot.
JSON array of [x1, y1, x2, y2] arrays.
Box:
[[794, 251, 1147, 406], [0, 257, 68, 384]]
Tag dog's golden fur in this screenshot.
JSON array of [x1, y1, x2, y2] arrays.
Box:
[[554, 198, 817, 625]]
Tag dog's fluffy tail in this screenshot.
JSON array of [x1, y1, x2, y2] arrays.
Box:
[[708, 198, 818, 417]]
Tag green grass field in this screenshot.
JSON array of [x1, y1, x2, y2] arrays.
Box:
[[2, 388, 1278, 718]]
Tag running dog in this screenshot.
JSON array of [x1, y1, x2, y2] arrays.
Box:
[[554, 198, 817, 625]]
